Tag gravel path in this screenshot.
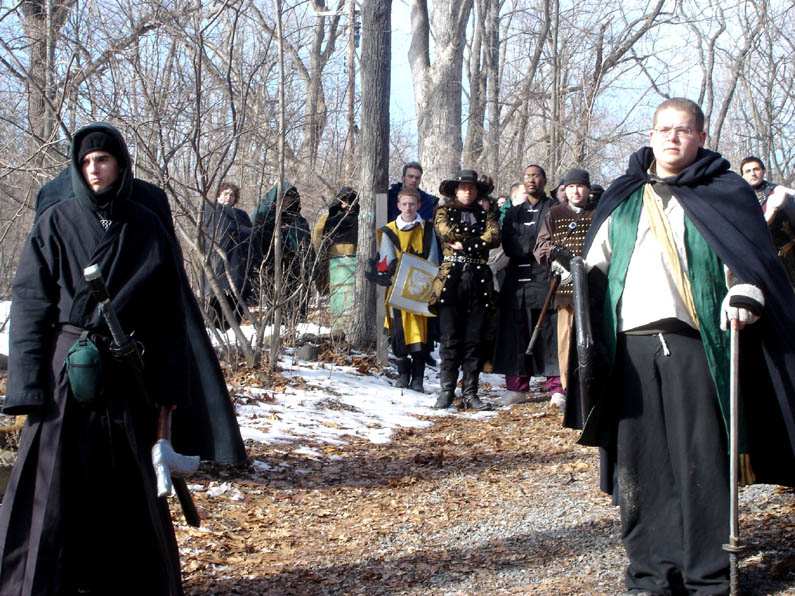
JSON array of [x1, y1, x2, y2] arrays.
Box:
[[180, 396, 795, 595]]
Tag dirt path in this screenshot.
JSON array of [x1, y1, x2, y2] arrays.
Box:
[[178, 399, 795, 595]]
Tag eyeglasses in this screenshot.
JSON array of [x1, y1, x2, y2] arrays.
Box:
[[652, 126, 698, 138]]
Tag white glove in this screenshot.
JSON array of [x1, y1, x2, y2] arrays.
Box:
[[551, 260, 572, 286], [720, 283, 764, 331], [151, 439, 201, 497], [765, 186, 794, 222]]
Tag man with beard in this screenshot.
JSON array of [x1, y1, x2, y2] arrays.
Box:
[[494, 164, 559, 405], [387, 161, 439, 222], [202, 181, 254, 329], [740, 156, 795, 286], [570, 98, 795, 594], [534, 168, 597, 410], [1, 123, 196, 594], [430, 170, 500, 410]]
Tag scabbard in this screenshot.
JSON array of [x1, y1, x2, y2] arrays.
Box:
[[173, 477, 201, 527]]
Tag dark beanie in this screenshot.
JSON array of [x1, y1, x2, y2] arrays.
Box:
[[78, 132, 124, 164], [561, 168, 591, 187]]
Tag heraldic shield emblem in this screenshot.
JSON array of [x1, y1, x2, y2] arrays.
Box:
[[387, 253, 439, 317]]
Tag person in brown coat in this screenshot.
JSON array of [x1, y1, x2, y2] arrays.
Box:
[[534, 168, 596, 409]]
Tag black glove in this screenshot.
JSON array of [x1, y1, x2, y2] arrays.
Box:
[[365, 257, 396, 287], [549, 245, 573, 269]]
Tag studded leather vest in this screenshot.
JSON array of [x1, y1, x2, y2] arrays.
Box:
[[549, 203, 594, 304]]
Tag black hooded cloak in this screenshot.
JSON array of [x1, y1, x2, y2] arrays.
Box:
[[33, 134, 246, 467], [0, 123, 204, 594]]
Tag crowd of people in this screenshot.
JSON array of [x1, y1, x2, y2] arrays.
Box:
[[1, 97, 794, 595]]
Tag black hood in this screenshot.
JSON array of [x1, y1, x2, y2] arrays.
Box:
[[70, 122, 133, 209], [625, 146, 730, 186]]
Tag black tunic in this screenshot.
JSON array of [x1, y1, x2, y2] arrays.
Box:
[[493, 197, 558, 377]]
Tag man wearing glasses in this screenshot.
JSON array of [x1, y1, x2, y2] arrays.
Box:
[[570, 98, 795, 594]]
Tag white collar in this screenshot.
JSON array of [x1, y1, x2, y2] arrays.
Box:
[[396, 214, 423, 230]]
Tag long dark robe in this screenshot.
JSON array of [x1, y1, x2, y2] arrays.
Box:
[[2, 194, 187, 594], [567, 146, 795, 490], [493, 197, 558, 377], [35, 167, 246, 466], [201, 201, 253, 298]]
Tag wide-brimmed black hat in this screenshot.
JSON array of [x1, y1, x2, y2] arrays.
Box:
[[439, 169, 491, 199]]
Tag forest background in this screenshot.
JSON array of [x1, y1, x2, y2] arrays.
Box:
[[0, 0, 793, 361]]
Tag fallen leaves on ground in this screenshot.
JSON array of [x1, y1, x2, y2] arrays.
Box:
[[178, 398, 795, 595]]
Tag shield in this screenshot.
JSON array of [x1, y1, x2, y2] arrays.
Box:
[[388, 253, 438, 317]]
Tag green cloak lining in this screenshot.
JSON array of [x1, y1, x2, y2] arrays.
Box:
[[604, 187, 740, 448]]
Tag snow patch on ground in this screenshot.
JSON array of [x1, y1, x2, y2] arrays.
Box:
[[211, 322, 331, 347], [0, 300, 505, 450], [233, 353, 499, 449]]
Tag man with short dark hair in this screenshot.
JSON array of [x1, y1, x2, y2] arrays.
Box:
[[387, 161, 439, 222], [740, 156, 795, 286], [494, 163, 559, 404], [572, 97, 795, 594], [203, 181, 253, 329]]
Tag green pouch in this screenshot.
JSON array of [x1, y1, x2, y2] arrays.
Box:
[[66, 331, 104, 406]]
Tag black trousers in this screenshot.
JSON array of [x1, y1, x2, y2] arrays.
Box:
[[438, 269, 488, 394], [615, 331, 729, 595]]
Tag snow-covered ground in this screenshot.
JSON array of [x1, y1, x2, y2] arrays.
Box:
[[233, 352, 499, 450], [0, 300, 504, 450]]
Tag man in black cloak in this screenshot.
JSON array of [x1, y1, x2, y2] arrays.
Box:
[[565, 98, 795, 594], [32, 130, 245, 468], [1, 123, 245, 595], [201, 181, 254, 329]]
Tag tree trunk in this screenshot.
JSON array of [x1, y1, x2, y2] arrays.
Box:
[[484, 0, 500, 179], [349, 0, 391, 349], [409, 0, 474, 194], [462, 0, 485, 168], [21, 0, 75, 169], [269, 0, 287, 370]]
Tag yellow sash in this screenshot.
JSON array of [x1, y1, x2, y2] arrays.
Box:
[[642, 184, 700, 329]]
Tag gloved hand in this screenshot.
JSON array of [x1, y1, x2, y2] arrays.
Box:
[[551, 260, 572, 286], [365, 257, 396, 287], [549, 245, 573, 269], [152, 439, 201, 498], [720, 283, 764, 331]]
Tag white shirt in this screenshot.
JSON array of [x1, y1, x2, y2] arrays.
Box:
[[585, 188, 698, 332]]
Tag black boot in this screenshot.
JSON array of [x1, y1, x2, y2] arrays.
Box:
[[462, 369, 491, 411], [409, 355, 425, 393], [434, 390, 454, 409], [395, 358, 410, 388], [434, 360, 457, 408]]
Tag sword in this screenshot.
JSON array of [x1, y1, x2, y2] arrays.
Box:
[[83, 265, 201, 527]]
